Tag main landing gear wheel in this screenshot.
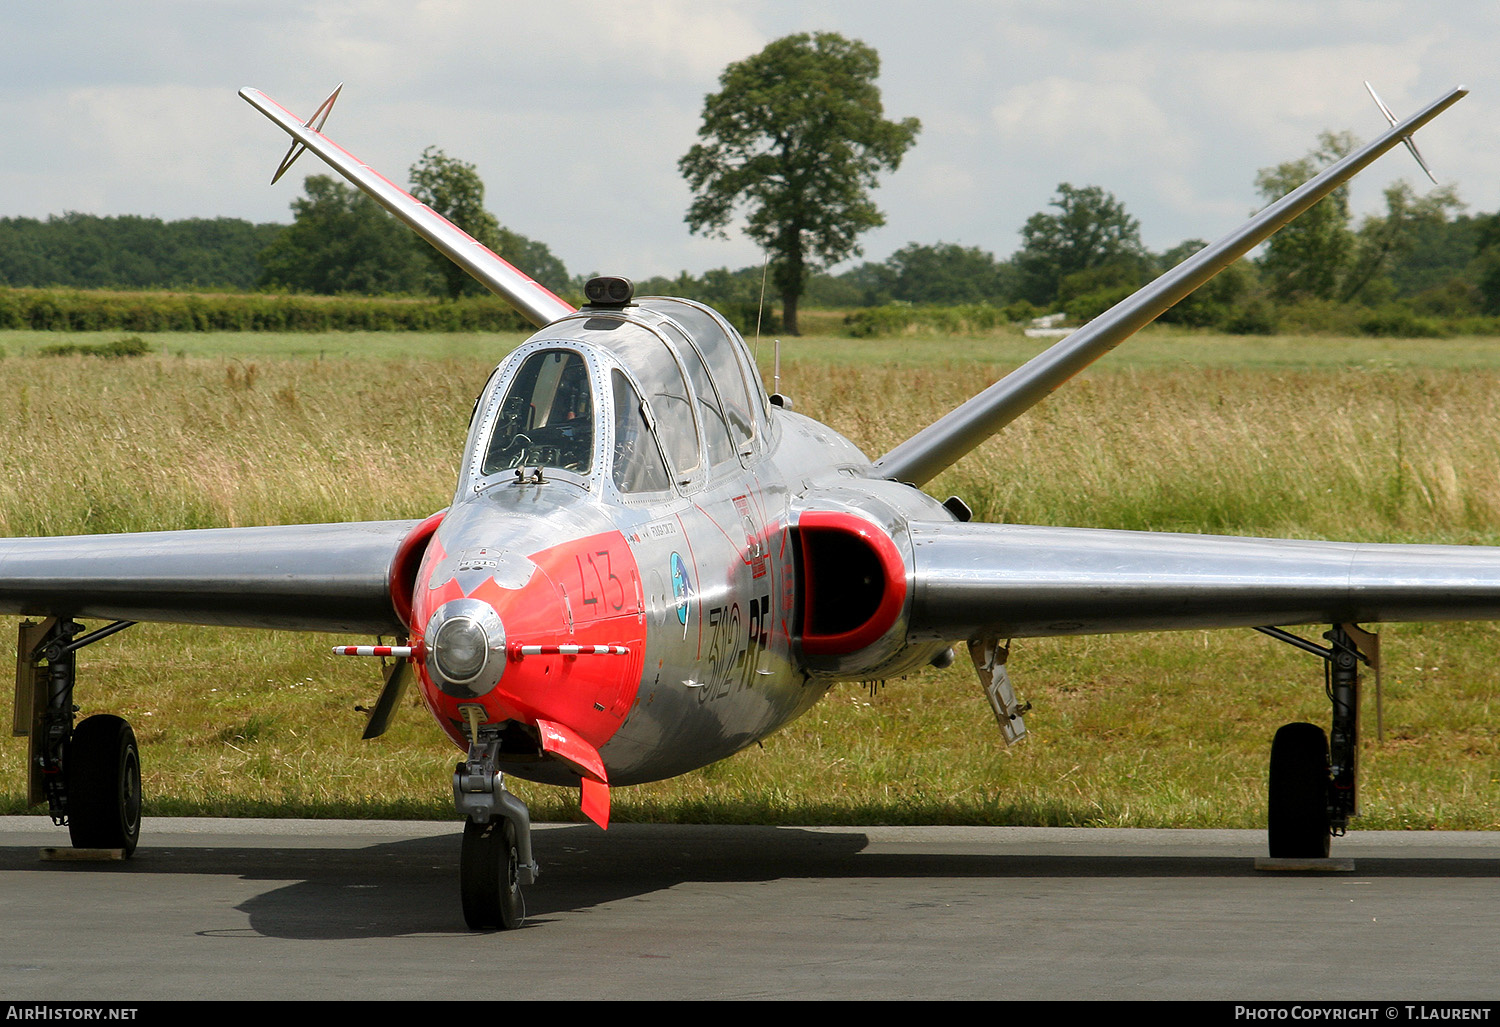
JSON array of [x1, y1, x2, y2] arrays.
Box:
[[1268, 721, 1331, 859], [461, 817, 523, 930], [66, 714, 141, 856]]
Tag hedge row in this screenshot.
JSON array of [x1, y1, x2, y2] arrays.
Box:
[[1249, 298, 1500, 338], [840, 297, 1500, 339], [0, 289, 535, 332], [842, 302, 1036, 338]]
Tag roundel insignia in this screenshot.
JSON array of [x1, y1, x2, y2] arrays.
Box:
[[670, 552, 692, 625]]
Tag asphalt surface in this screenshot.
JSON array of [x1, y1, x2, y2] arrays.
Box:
[[0, 817, 1497, 1000]]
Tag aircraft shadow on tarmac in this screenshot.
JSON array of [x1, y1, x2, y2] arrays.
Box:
[[5, 824, 1500, 940]]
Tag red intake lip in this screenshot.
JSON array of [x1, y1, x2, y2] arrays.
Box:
[[796, 511, 908, 656]]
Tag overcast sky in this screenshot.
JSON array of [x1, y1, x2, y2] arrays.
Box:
[[3, 1, 1497, 282]]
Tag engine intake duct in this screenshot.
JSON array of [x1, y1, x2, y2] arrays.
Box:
[[795, 512, 907, 656]]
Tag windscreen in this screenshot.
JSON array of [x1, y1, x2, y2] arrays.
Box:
[[481, 349, 595, 476]]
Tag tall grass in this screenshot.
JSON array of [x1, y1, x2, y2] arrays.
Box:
[[0, 329, 1495, 829], [0, 353, 485, 535], [779, 336, 1500, 543]]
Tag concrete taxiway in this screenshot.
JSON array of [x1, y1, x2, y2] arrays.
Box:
[[0, 817, 1496, 1000]]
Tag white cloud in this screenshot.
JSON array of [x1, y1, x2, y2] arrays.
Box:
[[3, 0, 1498, 272]]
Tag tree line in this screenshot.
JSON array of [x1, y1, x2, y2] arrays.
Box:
[[4, 149, 1493, 339], [2, 31, 1495, 339], [0, 148, 571, 302], [0, 214, 282, 292]]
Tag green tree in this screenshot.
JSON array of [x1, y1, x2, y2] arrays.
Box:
[[1013, 183, 1149, 306], [1387, 211, 1483, 300], [679, 32, 920, 334], [408, 147, 503, 301], [1154, 238, 1257, 328], [1472, 213, 1500, 315], [407, 147, 570, 299], [1254, 131, 1356, 301], [493, 226, 571, 295], [1342, 182, 1463, 302], [257, 175, 426, 294], [880, 242, 1012, 305]]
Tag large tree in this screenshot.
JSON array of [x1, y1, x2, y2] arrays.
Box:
[[408, 147, 504, 301], [679, 32, 920, 334], [1254, 131, 1356, 301], [1013, 183, 1148, 306], [257, 175, 426, 294]]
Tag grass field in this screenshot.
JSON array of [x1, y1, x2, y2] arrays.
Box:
[[1, 325, 1496, 829]]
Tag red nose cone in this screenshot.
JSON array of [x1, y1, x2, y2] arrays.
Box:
[[414, 530, 646, 761]]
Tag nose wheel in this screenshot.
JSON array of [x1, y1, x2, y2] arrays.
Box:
[[452, 732, 538, 930], [461, 817, 523, 929]]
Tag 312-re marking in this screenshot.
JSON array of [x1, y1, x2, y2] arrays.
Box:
[[699, 594, 771, 702]]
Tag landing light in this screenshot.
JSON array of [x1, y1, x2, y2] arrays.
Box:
[[433, 617, 488, 681], [425, 599, 507, 698], [583, 276, 634, 307]]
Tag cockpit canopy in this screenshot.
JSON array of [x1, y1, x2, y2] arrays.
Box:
[[482, 349, 594, 477], [462, 296, 771, 500]]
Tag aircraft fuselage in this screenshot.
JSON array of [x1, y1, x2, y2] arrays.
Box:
[[406, 297, 953, 789]]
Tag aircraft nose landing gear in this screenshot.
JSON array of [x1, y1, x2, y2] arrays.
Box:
[[452, 714, 539, 930]]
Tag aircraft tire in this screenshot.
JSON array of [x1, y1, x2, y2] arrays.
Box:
[[66, 714, 142, 856], [1268, 721, 1331, 859], [461, 817, 523, 930]]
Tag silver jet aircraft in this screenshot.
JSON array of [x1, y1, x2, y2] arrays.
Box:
[[3, 83, 1486, 929]]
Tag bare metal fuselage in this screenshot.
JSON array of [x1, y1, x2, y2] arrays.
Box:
[[409, 299, 954, 787]]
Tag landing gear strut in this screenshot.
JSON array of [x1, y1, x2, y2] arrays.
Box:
[[1255, 623, 1375, 859], [452, 719, 538, 930], [16, 618, 141, 854]]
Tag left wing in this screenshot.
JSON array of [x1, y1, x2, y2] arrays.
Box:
[[906, 520, 1500, 641], [0, 520, 423, 634]]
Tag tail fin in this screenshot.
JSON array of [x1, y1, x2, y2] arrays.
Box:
[[873, 85, 1466, 487], [240, 86, 575, 329]]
